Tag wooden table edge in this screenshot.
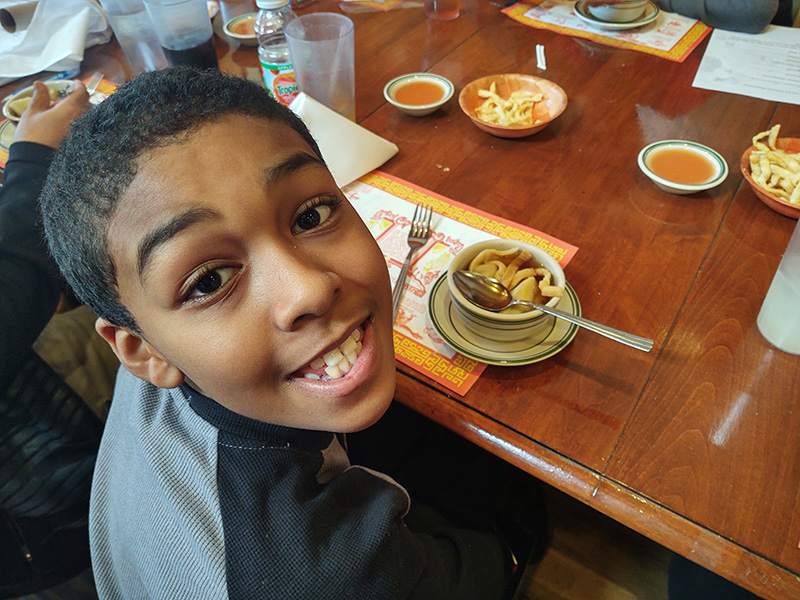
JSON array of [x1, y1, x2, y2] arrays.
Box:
[[395, 370, 800, 600]]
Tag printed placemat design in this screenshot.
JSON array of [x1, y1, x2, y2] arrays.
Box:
[[346, 170, 578, 395], [503, 0, 711, 63]]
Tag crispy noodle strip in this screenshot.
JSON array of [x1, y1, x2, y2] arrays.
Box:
[[466, 246, 564, 312], [750, 124, 800, 206]]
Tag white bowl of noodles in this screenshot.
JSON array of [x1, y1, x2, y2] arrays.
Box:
[[446, 239, 565, 342]]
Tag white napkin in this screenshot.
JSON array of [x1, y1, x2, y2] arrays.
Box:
[[0, 0, 110, 85], [289, 92, 399, 188]]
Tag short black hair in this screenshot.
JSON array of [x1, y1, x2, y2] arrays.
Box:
[[41, 67, 322, 334]]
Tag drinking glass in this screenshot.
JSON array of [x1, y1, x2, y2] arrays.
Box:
[[144, 0, 218, 69], [99, 0, 168, 75], [285, 13, 355, 121]]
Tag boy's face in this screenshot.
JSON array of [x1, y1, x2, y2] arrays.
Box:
[[102, 115, 396, 432]]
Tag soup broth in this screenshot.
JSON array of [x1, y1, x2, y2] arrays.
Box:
[[646, 147, 716, 185], [230, 17, 255, 36], [394, 80, 444, 106]]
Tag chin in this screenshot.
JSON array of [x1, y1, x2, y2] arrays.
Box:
[[343, 373, 397, 433]]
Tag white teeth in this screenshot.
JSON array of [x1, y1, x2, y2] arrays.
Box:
[[302, 327, 365, 381], [323, 348, 344, 367], [341, 336, 357, 355]]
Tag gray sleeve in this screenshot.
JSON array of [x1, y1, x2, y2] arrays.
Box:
[[655, 0, 779, 32]]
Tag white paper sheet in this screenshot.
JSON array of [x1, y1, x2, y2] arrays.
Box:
[[692, 26, 800, 105]]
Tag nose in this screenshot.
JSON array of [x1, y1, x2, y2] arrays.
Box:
[[265, 243, 343, 332]]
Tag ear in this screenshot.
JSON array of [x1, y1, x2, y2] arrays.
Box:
[[95, 318, 185, 389]]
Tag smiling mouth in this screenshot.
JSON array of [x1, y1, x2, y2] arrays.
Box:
[[293, 325, 364, 381]]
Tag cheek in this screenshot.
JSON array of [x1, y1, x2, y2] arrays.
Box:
[[350, 234, 392, 296]]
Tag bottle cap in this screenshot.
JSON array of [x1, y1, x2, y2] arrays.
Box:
[[256, 0, 290, 8]]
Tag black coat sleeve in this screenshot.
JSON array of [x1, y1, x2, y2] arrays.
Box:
[[0, 142, 62, 393]]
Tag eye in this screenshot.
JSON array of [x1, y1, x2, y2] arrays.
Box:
[[182, 265, 237, 301], [291, 196, 340, 235]]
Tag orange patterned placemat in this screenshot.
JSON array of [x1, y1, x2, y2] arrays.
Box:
[[346, 170, 578, 396], [503, 0, 711, 62], [340, 0, 403, 11]]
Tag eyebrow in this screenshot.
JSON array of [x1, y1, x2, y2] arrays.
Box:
[[135, 152, 327, 282], [262, 151, 327, 189], [136, 208, 218, 282]]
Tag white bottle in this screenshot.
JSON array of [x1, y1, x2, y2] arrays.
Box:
[[254, 0, 298, 105]]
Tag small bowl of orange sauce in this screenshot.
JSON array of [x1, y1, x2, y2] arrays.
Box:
[[223, 13, 258, 47], [638, 140, 728, 195], [383, 73, 454, 117]]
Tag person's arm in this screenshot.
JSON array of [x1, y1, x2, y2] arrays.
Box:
[[654, 0, 779, 32], [0, 81, 89, 392]]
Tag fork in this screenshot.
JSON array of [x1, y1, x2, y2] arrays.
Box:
[[57, 72, 103, 100], [392, 204, 433, 322], [85, 72, 103, 96]]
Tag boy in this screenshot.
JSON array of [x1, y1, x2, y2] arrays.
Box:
[[41, 67, 537, 599]]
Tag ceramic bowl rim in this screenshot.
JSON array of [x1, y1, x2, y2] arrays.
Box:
[[637, 140, 729, 192], [740, 138, 800, 217], [589, 0, 648, 8], [383, 73, 455, 112], [446, 239, 565, 323], [585, 0, 649, 21], [223, 12, 258, 40], [458, 73, 568, 132]]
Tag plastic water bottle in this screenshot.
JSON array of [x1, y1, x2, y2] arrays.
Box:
[[254, 0, 298, 106]]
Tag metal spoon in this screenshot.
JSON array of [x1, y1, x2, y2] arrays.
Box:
[[452, 270, 654, 352]]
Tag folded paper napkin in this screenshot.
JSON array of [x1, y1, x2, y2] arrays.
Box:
[[0, 0, 110, 86], [289, 93, 399, 188]]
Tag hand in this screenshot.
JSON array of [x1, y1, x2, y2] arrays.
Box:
[[13, 80, 91, 148]]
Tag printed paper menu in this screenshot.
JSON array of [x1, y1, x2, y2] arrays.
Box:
[[345, 171, 578, 396], [692, 26, 800, 105]]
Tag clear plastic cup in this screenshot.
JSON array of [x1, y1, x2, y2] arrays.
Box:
[[285, 13, 355, 121], [757, 218, 800, 354], [143, 0, 218, 69], [99, 0, 168, 75]]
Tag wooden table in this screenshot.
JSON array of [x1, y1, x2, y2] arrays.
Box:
[[349, 6, 800, 599], [3, 3, 798, 597]]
